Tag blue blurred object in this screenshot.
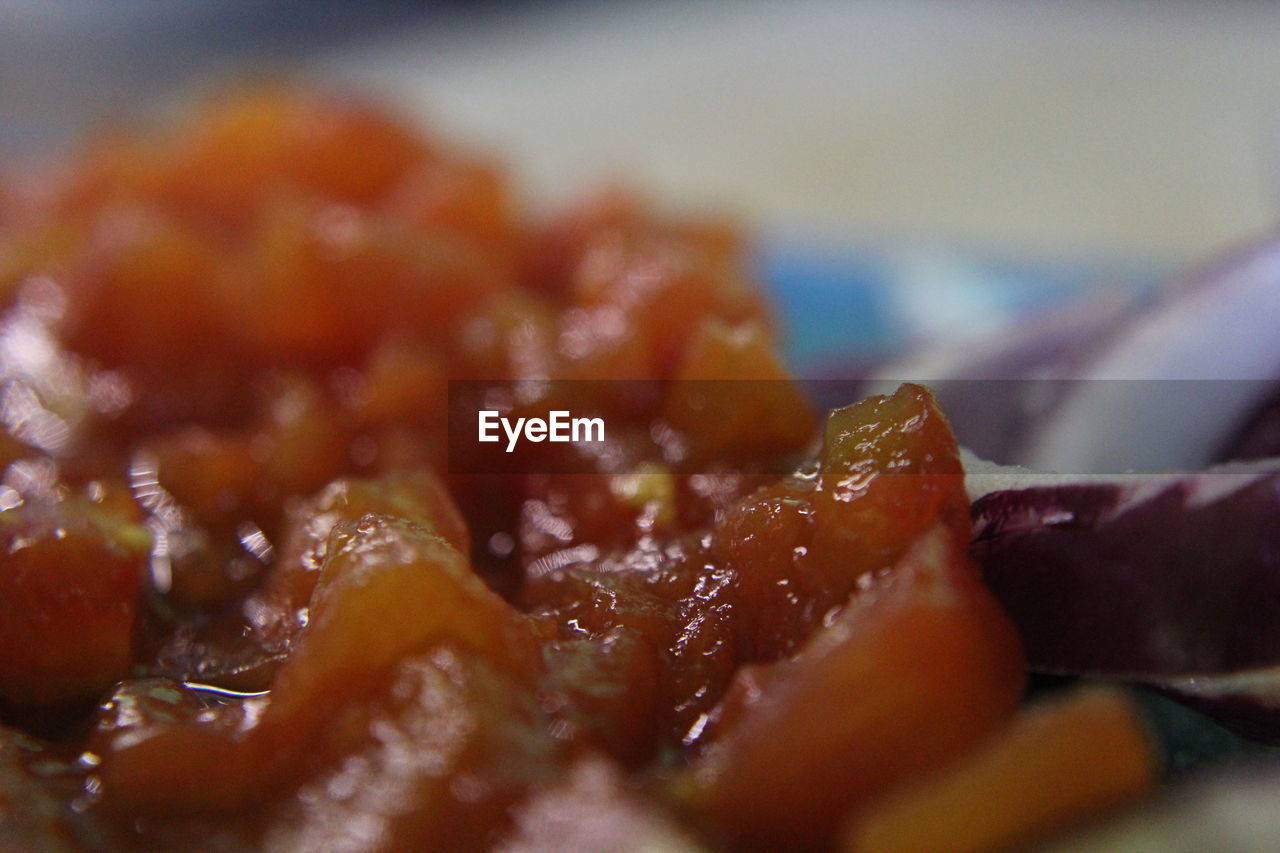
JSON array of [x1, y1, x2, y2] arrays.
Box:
[[759, 236, 1164, 376]]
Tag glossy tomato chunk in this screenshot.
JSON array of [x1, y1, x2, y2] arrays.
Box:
[[0, 497, 149, 707], [719, 383, 969, 662], [99, 513, 538, 816], [692, 524, 1026, 850]]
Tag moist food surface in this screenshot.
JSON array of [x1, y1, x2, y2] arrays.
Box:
[[0, 88, 1037, 851]]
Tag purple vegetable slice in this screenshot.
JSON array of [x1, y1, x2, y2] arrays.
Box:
[[964, 452, 1280, 737], [1022, 239, 1280, 472], [864, 288, 1143, 463], [871, 238, 1280, 473]]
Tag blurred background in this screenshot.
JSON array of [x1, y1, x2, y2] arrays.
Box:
[[4, 0, 1280, 368]]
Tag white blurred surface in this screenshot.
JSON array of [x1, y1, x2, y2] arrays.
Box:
[[5, 0, 1280, 265], [318, 0, 1280, 264]]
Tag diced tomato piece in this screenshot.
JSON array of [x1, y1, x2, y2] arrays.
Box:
[[247, 472, 470, 656], [159, 87, 428, 226], [570, 232, 766, 377], [721, 383, 968, 661], [0, 499, 150, 706], [60, 207, 225, 370], [814, 382, 970, 569], [262, 648, 562, 851], [663, 319, 816, 467], [692, 524, 1026, 849], [99, 513, 536, 814], [538, 629, 662, 766]]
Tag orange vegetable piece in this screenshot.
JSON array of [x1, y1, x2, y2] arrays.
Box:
[[260, 647, 563, 852], [0, 498, 150, 707], [265, 515, 530, 727], [142, 376, 354, 535], [231, 196, 502, 364], [813, 382, 970, 570], [721, 383, 969, 662], [662, 319, 816, 468], [451, 291, 558, 382], [61, 207, 225, 370], [0, 725, 82, 851], [160, 86, 428, 226], [520, 185, 647, 296], [538, 630, 663, 767], [845, 686, 1158, 853], [98, 514, 535, 814], [554, 302, 656, 381], [571, 232, 767, 376], [52, 131, 165, 220], [693, 523, 1026, 850], [249, 474, 470, 658]]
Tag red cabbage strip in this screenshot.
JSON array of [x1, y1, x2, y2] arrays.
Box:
[[967, 456, 1280, 679]]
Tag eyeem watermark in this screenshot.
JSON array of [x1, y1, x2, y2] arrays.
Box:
[[478, 410, 605, 453]]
